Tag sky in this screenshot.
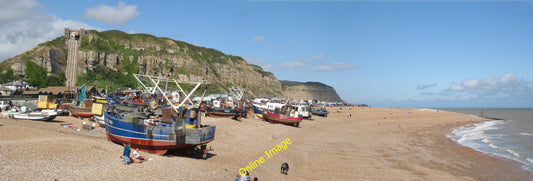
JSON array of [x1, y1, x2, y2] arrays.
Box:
[[1, 0, 533, 108]]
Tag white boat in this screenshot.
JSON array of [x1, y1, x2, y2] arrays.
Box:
[[94, 114, 105, 127], [295, 104, 312, 120], [13, 109, 58, 121], [252, 102, 284, 119]]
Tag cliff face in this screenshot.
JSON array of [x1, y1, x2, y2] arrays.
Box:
[[280, 81, 343, 102], [0, 30, 343, 101], [0, 30, 281, 97]]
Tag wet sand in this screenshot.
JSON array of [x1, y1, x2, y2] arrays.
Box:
[[1, 107, 531, 180]]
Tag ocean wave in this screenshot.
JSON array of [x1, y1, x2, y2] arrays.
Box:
[[527, 158, 533, 164], [490, 143, 521, 157], [506, 149, 521, 157], [519, 132, 533, 136], [450, 120, 502, 144]]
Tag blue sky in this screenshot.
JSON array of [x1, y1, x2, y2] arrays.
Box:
[[1, 0, 533, 108]]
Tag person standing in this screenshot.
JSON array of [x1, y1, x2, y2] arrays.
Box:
[[122, 143, 131, 165]]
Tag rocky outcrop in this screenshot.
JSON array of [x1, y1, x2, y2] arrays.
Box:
[[5, 45, 67, 77], [280, 81, 343, 102]]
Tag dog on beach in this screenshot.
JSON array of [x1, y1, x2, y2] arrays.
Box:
[[281, 162, 289, 175]]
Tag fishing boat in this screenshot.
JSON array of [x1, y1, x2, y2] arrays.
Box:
[[295, 104, 312, 120], [262, 102, 303, 127], [205, 104, 240, 118], [311, 105, 329, 117], [252, 99, 285, 119], [252, 104, 265, 118], [94, 114, 105, 127], [205, 87, 249, 119], [91, 96, 108, 127], [311, 108, 329, 117], [13, 109, 58, 121], [70, 106, 92, 117], [104, 74, 215, 158], [262, 110, 302, 127]]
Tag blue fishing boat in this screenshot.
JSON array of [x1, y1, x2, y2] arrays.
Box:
[[311, 105, 329, 117], [252, 104, 265, 118], [104, 74, 215, 158]]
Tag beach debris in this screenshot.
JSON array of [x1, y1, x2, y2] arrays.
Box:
[[61, 124, 73, 128]]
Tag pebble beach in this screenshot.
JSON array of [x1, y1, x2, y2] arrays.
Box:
[[1, 107, 532, 180]]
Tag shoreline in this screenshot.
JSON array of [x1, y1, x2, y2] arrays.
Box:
[[438, 119, 533, 179], [1, 107, 531, 180], [436, 108, 533, 172]]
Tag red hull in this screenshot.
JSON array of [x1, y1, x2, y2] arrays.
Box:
[[262, 111, 302, 126], [207, 112, 238, 118], [106, 132, 213, 155], [71, 113, 92, 118], [70, 107, 92, 118]]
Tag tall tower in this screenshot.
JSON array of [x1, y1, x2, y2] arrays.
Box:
[[64, 28, 84, 87]]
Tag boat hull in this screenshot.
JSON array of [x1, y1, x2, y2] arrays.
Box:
[[94, 114, 105, 127], [311, 110, 329, 117], [70, 107, 92, 117], [262, 111, 302, 127], [104, 111, 215, 155], [206, 107, 239, 118], [13, 110, 58, 121], [252, 105, 264, 118]]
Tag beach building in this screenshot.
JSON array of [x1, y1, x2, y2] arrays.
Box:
[[0, 81, 33, 91], [0, 87, 14, 96]]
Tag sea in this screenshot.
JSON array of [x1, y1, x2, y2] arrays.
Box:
[[437, 108, 533, 171]]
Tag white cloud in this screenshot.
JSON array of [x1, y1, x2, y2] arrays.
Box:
[[298, 57, 312, 63], [279, 60, 308, 68], [278, 56, 315, 69], [449, 84, 464, 91], [243, 56, 272, 71], [0, 0, 41, 24], [127, 29, 143, 34], [311, 62, 356, 72], [445, 73, 533, 100], [416, 83, 437, 90], [288, 41, 300, 46], [312, 54, 325, 60], [85, 1, 140, 26], [273, 54, 355, 72], [252, 36, 265, 42], [0, 0, 97, 62], [243, 53, 355, 73]]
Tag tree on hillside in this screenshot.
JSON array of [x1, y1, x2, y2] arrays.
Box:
[[24, 60, 48, 89], [0, 68, 18, 83], [22, 61, 65, 88]]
